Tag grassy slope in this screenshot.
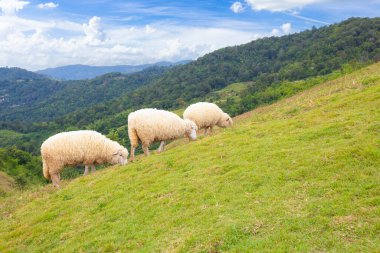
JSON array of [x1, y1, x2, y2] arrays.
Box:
[[0, 172, 14, 195], [0, 63, 379, 252]]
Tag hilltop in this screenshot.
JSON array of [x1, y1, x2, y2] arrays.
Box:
[[0, 62, 379, 252], [36, 61, 191, 80]]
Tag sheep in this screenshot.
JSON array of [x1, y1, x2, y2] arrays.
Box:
[[41, 130, 128, 187], [128, 108, 198, 161], [183, 102, 233, 135]]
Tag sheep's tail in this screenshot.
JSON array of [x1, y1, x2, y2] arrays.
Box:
[[128, 127, 140, 147], [42, 159, 50, 179]]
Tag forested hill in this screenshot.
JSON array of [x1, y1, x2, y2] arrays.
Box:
[[0, 66, 168, 122], [120, 17, 380, 109], [50, 17, 380, 130], [0, 67, 46, 81], [0, 67, 62, 109]]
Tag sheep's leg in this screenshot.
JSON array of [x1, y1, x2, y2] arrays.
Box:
[[91, 165, 96, 173], [130, 145, 135, 162], [157, 141, 165, 153], [209, 126, 213, 134], [142, 145, 150, 156], [205, 127, 211, 135], [51, 173, 60, 188], [84, 165, 89, 176]]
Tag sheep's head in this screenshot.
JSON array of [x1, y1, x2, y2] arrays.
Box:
[[217, 113, 233, 128], [184, 119, 198, 140], [110, 148, 129, 165]]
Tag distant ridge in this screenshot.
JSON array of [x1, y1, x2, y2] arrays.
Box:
[[36, 60, 192, 80]]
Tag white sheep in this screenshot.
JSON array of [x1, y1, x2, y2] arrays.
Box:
[[128, 108, 198, 161], [183, 102, 233, 135], [41, 130, 128, 187]]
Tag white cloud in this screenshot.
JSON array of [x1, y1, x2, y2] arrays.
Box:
[[282, 23, 291, 34], [245, 0, 326, 12], [0, 0, 29, 15], [144, 24, 156, 34], [0, 12, 269, 70], [271, 28, 280, 36], [289, 12, 329, 24], [83, 16, 106, 45], [37, 2, 58, 9], [230, 2, 245, 13], [0, 15, 83, 34], [270, 23, 292, 36]]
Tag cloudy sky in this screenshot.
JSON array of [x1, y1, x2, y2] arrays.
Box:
[[0, 0, 379, 70]]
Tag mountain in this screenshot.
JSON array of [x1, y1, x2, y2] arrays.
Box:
[[36, 60, 192, 80], [0, 67, 63, 109], [0, 66, 169, 124], [1, 62, 379, 251]]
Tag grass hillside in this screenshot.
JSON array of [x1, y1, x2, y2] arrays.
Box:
[[0, 172, 14, 196], [0, 63, 379, 252]]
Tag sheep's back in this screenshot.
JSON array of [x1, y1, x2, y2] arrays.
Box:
[[41, 130, 106, 164], [183, 102, 223, 128], [128, 109, 186, 141]]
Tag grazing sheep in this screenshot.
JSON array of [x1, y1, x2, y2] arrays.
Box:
[[183, 102, 233, 135], [41, 130, 128, 187], [128, 108, 198, 161]]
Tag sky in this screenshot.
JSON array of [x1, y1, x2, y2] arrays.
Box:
[[0, 0, 379, 71]]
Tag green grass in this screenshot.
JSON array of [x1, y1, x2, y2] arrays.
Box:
[[214, 82, 247, 98], [201, 81, 248, 106], [0, 172, 14, 196], [0, 63, 379, 252]]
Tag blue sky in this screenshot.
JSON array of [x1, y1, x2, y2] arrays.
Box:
[[0, 0, 379, 70]]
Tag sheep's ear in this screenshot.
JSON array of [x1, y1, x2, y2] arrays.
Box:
[[113, 150, 121, 156]]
